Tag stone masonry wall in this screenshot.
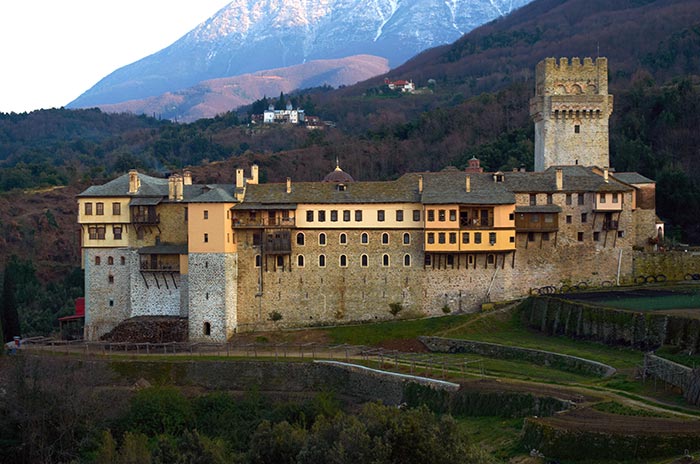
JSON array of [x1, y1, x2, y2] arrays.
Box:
[[188, 253, 236, 341], [633, 251, 700, 281], [129, 268, 183, 318], [84, 248, 133, 340]]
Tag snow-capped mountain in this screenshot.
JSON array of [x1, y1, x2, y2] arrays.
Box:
[[69, 0, 531, 108]]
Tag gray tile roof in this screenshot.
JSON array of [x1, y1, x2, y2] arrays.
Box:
[[236, 174, 422, 206], [612, 172, 655, 185], [190, 187, 236, 203], [420, 171, 515, 204], [515, 205, 563, 213], [504, 166, 632, 193]]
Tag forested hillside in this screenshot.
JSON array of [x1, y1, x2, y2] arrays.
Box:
[[1, 0, 699, 336]]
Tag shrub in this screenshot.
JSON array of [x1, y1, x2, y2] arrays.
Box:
[[389, 303, 404, 317]]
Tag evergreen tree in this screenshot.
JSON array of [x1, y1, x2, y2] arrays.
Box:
[[275, 92, 287, 110], [1, 262, 21, 342]]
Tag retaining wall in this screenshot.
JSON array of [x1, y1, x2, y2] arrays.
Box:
[[633, 251, 700, 281], [419, 336, 616, 377], [644, 353, 700, 406], [523, 297, 700, 352]]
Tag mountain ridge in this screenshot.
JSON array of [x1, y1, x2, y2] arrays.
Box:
[[67, 0, 531, 108]]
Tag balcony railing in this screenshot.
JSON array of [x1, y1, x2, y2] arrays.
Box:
[[458, 219, 494, 228], [232, 217, 296, 228], [139, 262, 179, 272], [602, 220, 619, 231], [132, 214, 160, 225]]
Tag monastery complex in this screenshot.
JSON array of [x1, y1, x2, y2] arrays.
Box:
[[78, 57, 659, 341]]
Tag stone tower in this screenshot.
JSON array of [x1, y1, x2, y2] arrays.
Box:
[[530, 57, 613, 171]]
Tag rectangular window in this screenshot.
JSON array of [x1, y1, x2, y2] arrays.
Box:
[[96, 226, 105, 240], [113, 226, 122, 240], [112, 202, 121, 215], [449, 232, 457, 244], [204, 233, 209, 243], [330, 210, 338, 222], [574, 124, 580, 133], [489, 232, 497, 244], [438, 232, 446, 244], [578, 232, 584, 241], [566, 215, 572, 224], [566, 194, 572, 205], [318, 210, 326, 222], [546, 194, 553, 205], [204, 210, 209, 219], [449, 210, 456, 221], [593, 231, 600, 241], [377, 210, 385, 222], [396, 210, 403, 222], [544, 214, 554, 223], [612, 193, 619, 204], [530, 214, 539, 223], [96, 202, 104, 215], [84, 202, 93, 215], [355, 210, 362, 222], [427, 232, 435, 244], [184, 207, 188, 222], [343, 210, 351, 221], [578, 193, 585, 205], [474, 232, 482, 244], [88, 226, 97, 240], [529, 194, 537, 206], [462, 232, 470, 244], [581, 213, 587, 223], [306, 210, 314, 222], [600, 194, 606, 204], [438, 210, 446, 221], [427, 210, 435, 222], [413, 210, 420, 222]]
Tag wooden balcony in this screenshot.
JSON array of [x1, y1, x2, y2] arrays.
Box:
[[602, 220, 619, 231], [132, 213, 160, 225], [232, 217, 295, 228]]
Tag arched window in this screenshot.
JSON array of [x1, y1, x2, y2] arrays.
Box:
[[381, 233, 389, 244], [107, 256, 114, 265], [297, 255, 305, 267], [361, 254, 368, 267], [339, 255, 347, 267], [404, 254, 411, 267], [319, 254, 326, 267], [361, 232, 369, 244], [95, 256, 101, 265], [339, 233, 347, 244], [319, 233, 326, 246], [296, 232, 305, 246], [403, 233, 410, 245], [108, 274, 114, 284], [382, 254, 390, 267], [203, 322, 211, 336], [120, 256, 126, 265]]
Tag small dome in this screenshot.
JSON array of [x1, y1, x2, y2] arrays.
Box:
[[323, 165, 355, 183]]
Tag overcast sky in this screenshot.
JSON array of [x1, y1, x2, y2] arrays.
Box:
[[0, 1, 231, 113]]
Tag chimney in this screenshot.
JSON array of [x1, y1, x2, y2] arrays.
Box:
[[128, 170, 140, 194], [555, 168, 563, 191], [251, 165, 259, 185], [418, 175, 423, 194], [603, 166, 609, 183], [236, 168, 244, 187], [168, 176, 176, 200], [173, 174, 183, 201], [183, 170, 192, 185], [286, 177, 292, 194], [466, 176, 471, 193]]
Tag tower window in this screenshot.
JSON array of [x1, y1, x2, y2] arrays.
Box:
[[361, 232, 369, 244], [297, 255, 305, 267], [319, 233, 326, 246], [404, 254, 411, 267], [318, 254, 326, 267], [339, 233, 347, 244], [203, 322, 211, 336], [361, 254, 368, 267], [296, 232, 305, 245], [382, 233, 389, 244], [382, 254, 390, 267], [574, 125, 580, 133], [339, 255, 347, 267], [403, 233, 410, 245]]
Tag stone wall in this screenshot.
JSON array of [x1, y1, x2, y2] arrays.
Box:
[[420, 336, 616, 377], [84, 248, 133, 340], [187, 253, 237, 341], [633, 251, 700, 281], [524, 296, 700, 352], [130, 265, 182, 318], [644, 353, 700, 406]]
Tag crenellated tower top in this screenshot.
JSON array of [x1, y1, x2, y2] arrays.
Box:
[[530, 57, 613, 171]]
